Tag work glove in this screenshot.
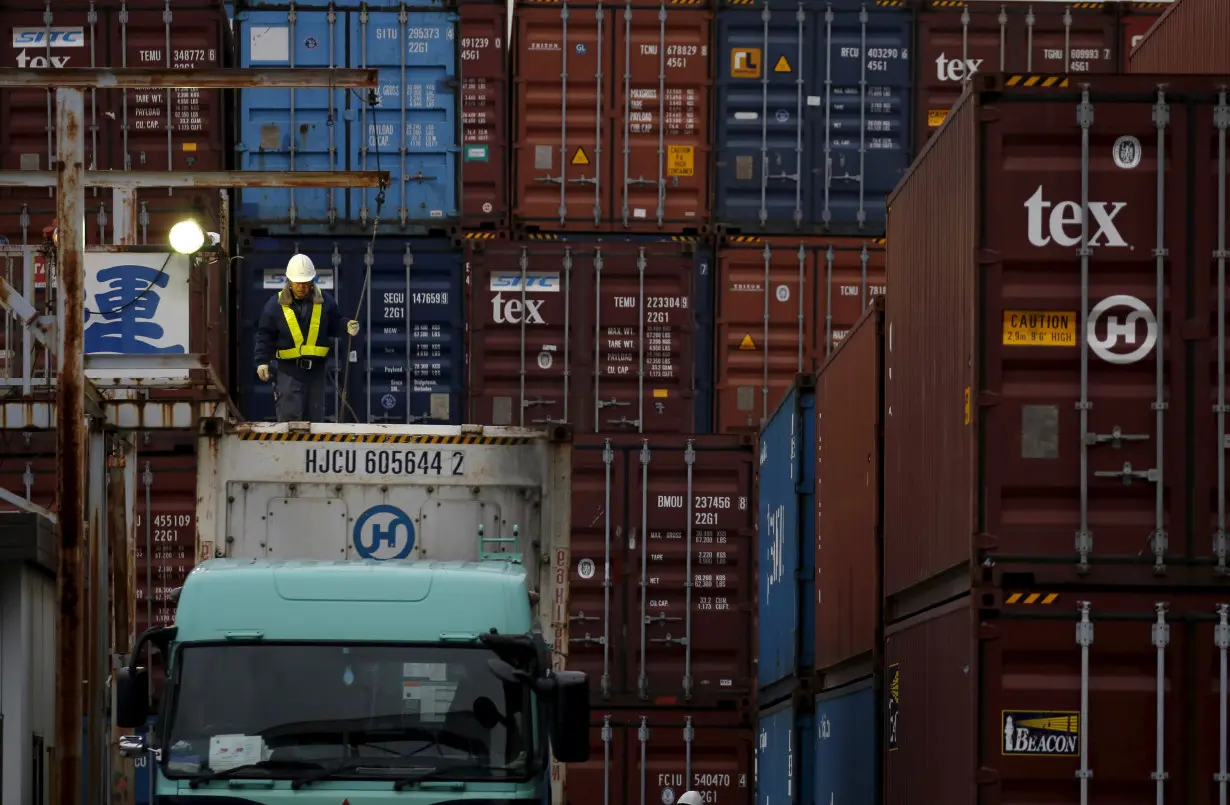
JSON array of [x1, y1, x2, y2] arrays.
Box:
[[347, 320, 360, 337], [257, 364, 270, 382]]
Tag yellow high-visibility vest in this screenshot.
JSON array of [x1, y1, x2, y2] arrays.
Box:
[[275, 300, 330, 359]]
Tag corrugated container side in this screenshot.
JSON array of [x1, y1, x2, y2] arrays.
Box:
[[0, 3, 229, 247], [712, 3, 912, 235], [813, 299, 881, 673], [565, 709, 754, 805], [913, 2, 1120, 152], [569, 435, 756, 705], [511, 5, 713, 234], [233, 236, 466, 425], [813, 678, 877, 805], [459, 4, 510, 232], [886, 588, 1230, 805], [1129, 0, 1230, 73], [715, 236, 884, 434], [882, 91, 975, 608], [235, 8, 460, 236], [756, 701, 813, 805], [467, 236, 714, 434], [1120, 2, 1175, 56], [757, 377, 816, 690]]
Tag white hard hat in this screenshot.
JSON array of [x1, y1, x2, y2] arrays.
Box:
[[678, 792, 705, 805], [285, 253, 316, 283]]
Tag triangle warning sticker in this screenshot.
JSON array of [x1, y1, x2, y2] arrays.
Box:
[[739, 334, 756, 350], [773, 55, 792, 73], [571, 147, 590, 166]]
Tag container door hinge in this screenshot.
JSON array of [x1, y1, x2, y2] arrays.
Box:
[[1084, 426, 1149, 448], [1214, 530, 1229, 575]]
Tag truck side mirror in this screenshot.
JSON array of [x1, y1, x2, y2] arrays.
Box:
[[115, 666, 150, 729], [548, 671, 590, 763]]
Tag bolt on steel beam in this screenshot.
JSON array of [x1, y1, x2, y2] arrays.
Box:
[[0, 67, 378, 90], [0, 170, 390, 189]]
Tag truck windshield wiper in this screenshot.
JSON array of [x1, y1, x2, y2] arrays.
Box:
[[187, 758, 325, 788], [391, 763, 516, 791], [289, 756, 411, 790]]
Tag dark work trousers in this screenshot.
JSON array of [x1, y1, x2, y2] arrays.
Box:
[[274, 367, 329, 422]]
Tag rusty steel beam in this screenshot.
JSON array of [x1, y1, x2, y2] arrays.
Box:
[[113, 188, 138, 246], [54, 87, 87, 805], [0, 274, 54, 347], [0, 484, 57, 522], [0, 67, 378, 90], [0, 170, 390, 189]]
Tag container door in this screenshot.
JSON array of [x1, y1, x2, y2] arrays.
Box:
[[757, 391, 802, 688], [236, 9, 348, 231], [351, 10, 460, 230], [458, 5, 510, 229], [814, 682, 876, 805]]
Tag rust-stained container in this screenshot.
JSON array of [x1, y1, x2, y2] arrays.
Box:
[[715, 236, 884, 434], [562, 710, 753, 805], [460, 4, 511, 232], [568, 435, 756, 706], [511, 3, 713, 234], [467, 235, 715, 434], [0, 2, 230, 247], [885, 589, 1230, 805], [884, 73, 1230, 614], [1129, 0, 1229, 73], [913, 1, 1122, 153], [814, 299, 883, 675]]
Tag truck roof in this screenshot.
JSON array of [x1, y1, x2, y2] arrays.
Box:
[[172, 559, 535, 642]]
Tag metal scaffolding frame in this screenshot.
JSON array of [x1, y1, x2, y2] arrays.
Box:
[[0, 66, 382, 805]]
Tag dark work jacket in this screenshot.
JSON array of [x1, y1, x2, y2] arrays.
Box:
[[253, 284, 344, 379]]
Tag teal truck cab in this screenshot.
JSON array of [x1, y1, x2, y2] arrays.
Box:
[[114, 558, 589, 803]]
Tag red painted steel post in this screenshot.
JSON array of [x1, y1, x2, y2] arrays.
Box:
[[54, 85, 87, 805]]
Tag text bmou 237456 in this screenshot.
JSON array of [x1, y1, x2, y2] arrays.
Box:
[[304, 448, 466, 477]]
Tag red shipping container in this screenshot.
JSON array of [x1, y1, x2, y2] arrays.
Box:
[[1129, 0, 1230, 73], [885, 589, 1230, 805], [460, 4, 511, 232], [814, 299, 883, 673], [568, 435, 756, 706], [467, 237, 709, 434], [913, 1, 1122, 153], [715, 236, 884, 435], [562, 710, 753, 805], [511, 3, 712, 234], [884, 73, 1230, 609], [0, 2, 229, 247]]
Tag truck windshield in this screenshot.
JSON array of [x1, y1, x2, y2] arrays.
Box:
[[161, 643, 535, 783]]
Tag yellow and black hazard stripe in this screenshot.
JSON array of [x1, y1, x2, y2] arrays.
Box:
[[462, 232, 498, 240], [238, 432, 531, 445], [1004, 592, 1059, 605], [724, 235, 887, 246], [1005, 75, 1070, 88]]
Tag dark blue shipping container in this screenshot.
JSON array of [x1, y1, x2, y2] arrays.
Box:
[[814, 679, 877, 805], [758, 376, 816, 692], [713, 2, 913, 234], [235, 6, 459, 234], [234, 237, 465, 424], [757, 700, 816, 805]]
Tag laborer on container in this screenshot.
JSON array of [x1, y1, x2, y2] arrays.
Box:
[[254, 254, 359, 422]]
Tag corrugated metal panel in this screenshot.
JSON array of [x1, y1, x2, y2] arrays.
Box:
[[233, 236, 465, 425], [511, 5, 713, 234], [813, 301, 881, 672], [1129, 0, 1229, 72], [757, 377, 815, 688], [459, 4, 510, 232], [814, 679, 876, 805], [1120, 2, 1176, 57], [235, 8, 460, 235], [467, 236, 714, 434], [570, 435, 755, 705], [0, 562, 56, 805], [914, 2, 1120, 151], [712, 3, 912, 235], [566, 710, 754, 805], [0, 3, 229, 246], [715, 236, 884, 434], [756, 701, 812, 805], [887, 589, 1230, 805], [886, 74, 1230, 606]]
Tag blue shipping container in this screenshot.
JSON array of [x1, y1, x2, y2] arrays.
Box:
[[234, 236, 465, 424], [757, 701, 816, 805], [758, 377, 816, 690], [814, 680, 877, 805], [236, 7, 459, 234], [714, 3, 913, 233]]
